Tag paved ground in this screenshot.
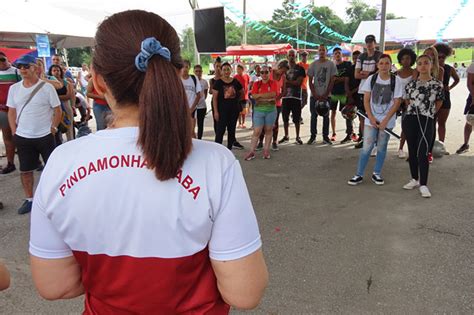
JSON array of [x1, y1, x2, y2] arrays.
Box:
[[0, 79, 473, 314]]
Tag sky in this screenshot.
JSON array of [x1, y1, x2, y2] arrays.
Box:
[[14, 0, 474, 36]]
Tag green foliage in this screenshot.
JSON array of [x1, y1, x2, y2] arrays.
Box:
[[181, 26, 196, 63], [66, 47, 91, 67]]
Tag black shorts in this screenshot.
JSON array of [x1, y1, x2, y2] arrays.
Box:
[[14, 134, 56, 172], [282, 98, 302, 124], [441, 91, 451, 109]]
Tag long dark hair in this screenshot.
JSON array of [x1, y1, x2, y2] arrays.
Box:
[[48, 64, 64, 79], [92, 10, 192, 181]]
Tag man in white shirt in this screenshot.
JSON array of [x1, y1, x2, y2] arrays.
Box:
[[181, 60, 202, 138], [193, 64, 209, 139], [7, 54, 61, 214]]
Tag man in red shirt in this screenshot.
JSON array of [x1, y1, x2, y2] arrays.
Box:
[[234, 64, 250, 129], [298, 51, 310, 124]]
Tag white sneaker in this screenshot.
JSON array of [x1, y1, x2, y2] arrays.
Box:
[[370, 147, 377, 157], [403, 179, 419, 190], [398, 149, 407, 159], [419, 185, 431, 198]]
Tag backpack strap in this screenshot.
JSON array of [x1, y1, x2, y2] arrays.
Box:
[[190, 74, 197, 89], [16, 81, 46, 125], [370, 73, 378, 90], [390, 74, 396, 92]]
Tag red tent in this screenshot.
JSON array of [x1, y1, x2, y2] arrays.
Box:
[[0, 47, 35, 62], [224, 44, 293, 56]]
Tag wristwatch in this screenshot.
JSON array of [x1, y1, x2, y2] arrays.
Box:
[[52, 126, 58, 132]]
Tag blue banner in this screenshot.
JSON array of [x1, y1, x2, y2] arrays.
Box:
[[36, 35, 51, 57]]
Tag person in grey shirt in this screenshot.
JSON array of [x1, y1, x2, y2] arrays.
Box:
[[307, 44, 336, 145]]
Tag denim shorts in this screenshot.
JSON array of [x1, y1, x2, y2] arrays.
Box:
[[253, 109, 277, 128]]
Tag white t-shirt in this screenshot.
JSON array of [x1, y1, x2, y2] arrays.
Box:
[[467, 63, 474, 74], [197, 78, 209, 109], [182, 75, 202, 109], [7, 80, 60, 138], [75, 92, 88, 110], [360, 74, 403, 129], [30, 127, 261, 261], [79, 69, 89, 87], [355, 51, 382, 94]]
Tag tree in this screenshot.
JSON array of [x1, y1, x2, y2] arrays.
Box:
[[66, 47, 92, 67], [225, 17, 243, 46], [180, 26, 196, 63]]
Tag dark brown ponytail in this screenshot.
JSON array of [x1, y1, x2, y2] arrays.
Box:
[[92, 10, 192, 180]]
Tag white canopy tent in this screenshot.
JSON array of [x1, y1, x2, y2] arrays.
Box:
[[352, 16, 474, 45], [0, 1, 96, 48]]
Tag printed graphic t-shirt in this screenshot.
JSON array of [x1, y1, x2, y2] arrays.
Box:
[[29, 127, 262, 314], [356, 51, 383, 94], [282, 64, 306, 100], [360, 74, 403, 129], [332, 61, 352, 95], [0, 67, 21, 111], [404, 79, 444, 119], [307, 60, 337, 97], [213, 78, 243, 111]]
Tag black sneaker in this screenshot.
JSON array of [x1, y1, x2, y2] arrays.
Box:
[[278, 136, 289, 144], [348, 175, 363, 186], [456, 143, 469, 154], [295, 137, 303, 145], [256, 141, 263, 151], [340, 134, 352, 144], [18, 200, 32, 215], [323, 137, 333, 145], [307, 135, 316, 145], [232, 142, 244, 150], [371, 174, 385, 185], [271, 142, 279, 151], [355, 140, 364, 149], [0, 162, 16, 175]]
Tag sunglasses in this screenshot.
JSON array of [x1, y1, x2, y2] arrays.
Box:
[[0, 57, 6, 62], [261, 71, 269, 74], [17, 64, 31, 70]]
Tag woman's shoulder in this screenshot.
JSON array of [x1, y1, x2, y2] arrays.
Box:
[[190, 140, 236, 169]]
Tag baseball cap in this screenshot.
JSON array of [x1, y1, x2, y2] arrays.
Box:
[[14, 54, 36, 66], [299, 50, 308, 56], [365, 34, 376, 43]]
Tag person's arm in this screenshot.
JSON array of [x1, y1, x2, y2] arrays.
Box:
[[44, 77, 63, 90], [324, 75, 336, 99], [211, 250, 267, 309], [190, 92, 201, 113], [344, 76, 350, 98], [364, 92, 377, 127], [0, 261, 10, 291], [378, 98, 401, 131], [468, 72, 474, 99], [448, 67, 460, 91], [59, 83, 73, 102], [77, 72, 83, 88], [308, 75, 316, 99], [86, 80, 105, 101], [212, 90, 219, 121], [51, 106, 62, 135], [7, 108, 17, 135], [30, 256, 84, 300]]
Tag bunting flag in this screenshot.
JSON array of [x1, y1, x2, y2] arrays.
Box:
[[436, 0, 470, 42], [289, 2, 352, 42], [220, 1, 320, 47]]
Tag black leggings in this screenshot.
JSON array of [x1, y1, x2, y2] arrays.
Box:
[[215, 107, 240, 149], [196, 108, 207, 139], [402, 115, 434, 186]]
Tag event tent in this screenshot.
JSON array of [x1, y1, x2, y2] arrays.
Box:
[[352, 18, 474, 45], [224, 44, 294, 56], [0, 1, 96, 48]]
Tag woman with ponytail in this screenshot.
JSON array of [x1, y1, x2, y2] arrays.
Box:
[[28, 10, 267, 314]]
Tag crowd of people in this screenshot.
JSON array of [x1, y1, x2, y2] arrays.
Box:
[[0, 9, 473, 312], [181, 35, 473, 197]]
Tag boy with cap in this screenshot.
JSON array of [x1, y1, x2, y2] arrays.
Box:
[[354, 34, 382, 148]]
